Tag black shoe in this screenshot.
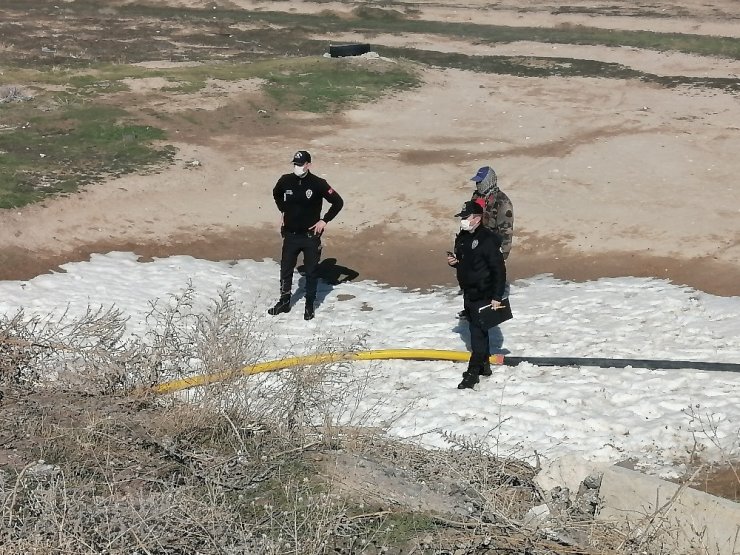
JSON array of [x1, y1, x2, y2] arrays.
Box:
[[268, 297, 291, 315], [457, 310, 469, 321], [480, 363, 492, 377], [457, 372, 479, 390], [304, 300, 315, 321]]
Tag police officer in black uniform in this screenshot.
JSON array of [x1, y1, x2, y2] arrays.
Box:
[[268, 150, 344, 320], [447, 201, 507, 389]]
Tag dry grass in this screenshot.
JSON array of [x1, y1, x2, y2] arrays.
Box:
[[0, 85, 32, 103], [1, 285, 736, 554]]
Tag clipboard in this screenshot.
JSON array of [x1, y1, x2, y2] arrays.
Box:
[[476, 298, 513, 329]]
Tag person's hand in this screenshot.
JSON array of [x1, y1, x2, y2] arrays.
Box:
[[447, 253, 458, 266], [310, 219, 327, 235], [491, 299, 504, 310]]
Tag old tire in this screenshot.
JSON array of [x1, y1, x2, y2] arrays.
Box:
[[329, 43, 371, 58]]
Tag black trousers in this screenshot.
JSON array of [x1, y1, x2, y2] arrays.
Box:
[[279, 231, 321, 300], [463, 296, 492, 373]]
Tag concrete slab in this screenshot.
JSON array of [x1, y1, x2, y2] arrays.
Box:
[[535, 453, 607, 494], [597, 466, 740, 555]]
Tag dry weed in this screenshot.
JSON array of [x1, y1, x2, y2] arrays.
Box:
[[0, 284, 691, 554], [0, 85, 32, 103]]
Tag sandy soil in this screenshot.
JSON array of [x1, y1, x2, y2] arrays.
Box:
[[2, 0, 739, 296]]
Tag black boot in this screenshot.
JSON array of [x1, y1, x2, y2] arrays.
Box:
[[268, 295, 291, 315], [457, 371, 479, 390], [480, 361, 492, 377], [304, 298, 315, 321]]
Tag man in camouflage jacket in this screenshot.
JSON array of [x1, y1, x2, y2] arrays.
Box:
[[470, 166, 514, 260]]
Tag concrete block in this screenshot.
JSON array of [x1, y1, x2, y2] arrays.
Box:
[[523, 503, 551, 530], [597, 465, 740, 555], [535, 453, 607, 495]]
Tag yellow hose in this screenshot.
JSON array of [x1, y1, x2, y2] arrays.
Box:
[[151, 349, 504, 394]]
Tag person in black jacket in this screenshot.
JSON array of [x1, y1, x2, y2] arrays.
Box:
[[447, 201, 507, 389], [268, 150, 344, 320]]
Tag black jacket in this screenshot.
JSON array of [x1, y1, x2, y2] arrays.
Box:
[[273, 172, 344, 233], [453, 225, 506, 302]]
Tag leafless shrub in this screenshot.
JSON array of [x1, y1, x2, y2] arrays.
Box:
[[0, 284, 654, 554], [684, 404, 740, 475], [0, 85, 32, 103], [0, 283, 275, 396], [129, 282, 270, 389], [0, 306, 131, 393], [0, 312, 35, 384], [0, 283, 398, 552], [184, 328, 413, 459]]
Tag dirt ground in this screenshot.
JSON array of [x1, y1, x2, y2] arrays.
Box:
[[1, 0, 740, 525], [1, 0, 740, 296]]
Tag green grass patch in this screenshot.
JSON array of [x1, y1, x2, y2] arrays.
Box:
[[379, 46, 740, 93], [115, 4, 740, 61], [7, 56, 420, 106], [260, 57, 420, 112], [0, 102, 174, 209], [0, 56, 418, 208], [378, 512, 439, 544]]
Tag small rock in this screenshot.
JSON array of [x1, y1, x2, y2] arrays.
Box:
[[582, 472, 602, 490], [523, 503, 551, 529]]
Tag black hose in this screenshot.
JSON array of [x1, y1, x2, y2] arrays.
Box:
[[503, 357, 740, 373]]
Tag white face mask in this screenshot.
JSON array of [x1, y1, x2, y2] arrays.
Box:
[[293, 164, 307, 177], [460, 218, 475, 232]]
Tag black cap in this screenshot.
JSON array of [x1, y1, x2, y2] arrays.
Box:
[[291, 150, 312, 165], [454, 200, 484, 218]]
